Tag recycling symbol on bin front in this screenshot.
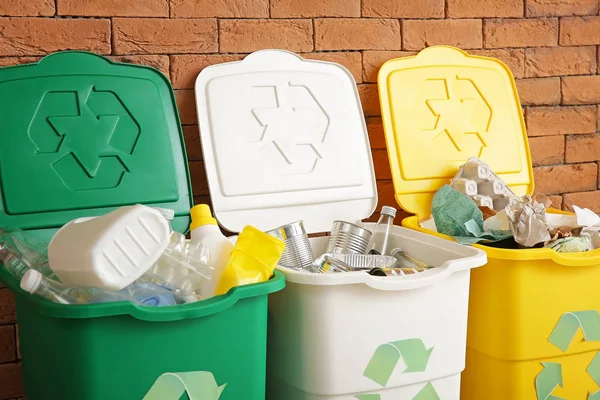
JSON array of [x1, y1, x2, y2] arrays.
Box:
[[249, 83, 330, 175], [356, 338, 441, 399], [536, 310, 600, 399], [28, 87, 140, 191], [143, 371, 226, 400]]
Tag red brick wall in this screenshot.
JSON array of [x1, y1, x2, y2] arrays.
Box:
[[1, 0, 600, 397]]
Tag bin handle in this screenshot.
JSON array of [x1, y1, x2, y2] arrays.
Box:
[[548, 250, 600, 267]]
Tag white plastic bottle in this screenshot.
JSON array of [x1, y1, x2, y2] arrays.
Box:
[[190, 204, 233, 297]]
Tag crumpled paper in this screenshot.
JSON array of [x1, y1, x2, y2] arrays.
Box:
[[432, 185, 513, 244], [545, 236, 591, 253], [505, 194, 552, 247]]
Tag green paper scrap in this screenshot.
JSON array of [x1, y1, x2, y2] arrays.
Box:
[[143, 371, 226, 400], [535, 362, 565, 400], [413, 382, 441, 400], [363, 339, 433, 387], [432, 185, 512, 245], [548, 311, 600, 352], [355, 394, 381, 400]]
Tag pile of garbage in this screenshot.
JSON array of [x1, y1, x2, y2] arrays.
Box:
[[0, 204, 284, 307], [425, 157, 600, 253], [269, 206, 433, 277]]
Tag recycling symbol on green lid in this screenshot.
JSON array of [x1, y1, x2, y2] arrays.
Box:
[[29, 87, 140, 190], [357, 338, 440, 399], [536, 310, 600, 399]]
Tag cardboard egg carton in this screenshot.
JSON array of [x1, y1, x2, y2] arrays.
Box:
[[451, 157, 519, 211]]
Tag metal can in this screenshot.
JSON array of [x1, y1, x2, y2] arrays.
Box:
[[368, 267, 430, 277], [314, 255, 353, 273], [267, 221, 314, 270], [326, 221, 372, 255]]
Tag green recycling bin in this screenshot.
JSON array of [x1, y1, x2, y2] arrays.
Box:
[[0, 52, 284, 400]]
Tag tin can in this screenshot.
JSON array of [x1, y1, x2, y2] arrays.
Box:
[[267, 221, 314, 269], [326, 221, 372, 255], [368, 267, 430, 277]]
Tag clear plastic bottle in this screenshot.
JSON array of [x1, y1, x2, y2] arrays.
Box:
[[0, 246, 30, 281], [20, 269, 88, 304], [367, 206, 397, 256], [0, 229, 57, 279]]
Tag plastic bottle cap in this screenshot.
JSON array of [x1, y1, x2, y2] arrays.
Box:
[[381, 206, 397, 218], [20, 269, 42, 294], [190, 204, 218, 231], [153, 207, 175, 222]]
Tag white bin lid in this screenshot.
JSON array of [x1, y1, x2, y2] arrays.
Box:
[[195, 50, 377, 234]]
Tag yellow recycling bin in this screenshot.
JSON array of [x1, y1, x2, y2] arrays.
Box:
[[378, 46, 600, 399]]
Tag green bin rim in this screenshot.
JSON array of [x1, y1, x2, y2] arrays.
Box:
[[0, 267, 284, 322]]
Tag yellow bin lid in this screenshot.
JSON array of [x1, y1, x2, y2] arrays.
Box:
[[378, 46, 534, 220]]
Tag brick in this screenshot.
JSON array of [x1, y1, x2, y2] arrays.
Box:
[[272, 0, 359, 17], [448, 0, 524, 18], [113, 18, 217, 55], [562, 76, 600, 104], [0, 57, 40, 68], [526, 106, 596, 136], [527, 0, 598, 17], [189, 161, 209, 196], [170, 54, 245, 89], [362, 0, 444, 18], [373, 149, 392, 179], [471, 49, 525, 78], [0, 363, 24, 399], [0, 0, 54, 16], [402, 19, 482, 51], [315, 18, 400, 51], [377, 180, 397, 211], [171, 0, 268, 17], [367, 117, 387, 149], [564, 191, 600, 212], [547, 195, 563, 209], [303, 52, 363, 83], [15, 324, 20, 359], [362, 51, 416, 82], [483, 18, 558, 48], [529, 136, 564, 166], [516, 78, 561, 106], [183, 125, 203, 161], [175, 90, 197, 125], [58, 0, 168, 16], [566, 134, 600, 163], [0, 289, 16, 325], [533, 163, 597, 194], [524, 46, 596, 77], [560, 16, 600, 45], [358, 84, 381, 117], [109, 55, 170, 77], [0, 325, 16, 363], [0, 18, 110, 56], [221, 19, 313, 53]]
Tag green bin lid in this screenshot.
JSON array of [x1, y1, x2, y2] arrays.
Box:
[[0, 51, 192, 234]]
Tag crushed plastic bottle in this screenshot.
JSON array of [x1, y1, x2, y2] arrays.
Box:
[[0, 229, 56, 280], [143, 231, 214, 303]]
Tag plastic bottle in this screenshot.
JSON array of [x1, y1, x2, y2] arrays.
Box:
[[0, 245, 30, 281], [0, 229, 57, 279], [367, 206, 397, 256], [190, 204, 234, 297], [20, 269, 177, 306]]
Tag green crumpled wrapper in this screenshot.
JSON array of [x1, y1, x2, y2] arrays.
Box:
[[544, 236, 591, 253], [432, 185, 513, 245]]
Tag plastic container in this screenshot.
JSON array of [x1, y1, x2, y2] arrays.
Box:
[[0, 52, 284, 400], [190, 204, 234, 296], [378, 46, 600, 399], [195, 49, 487, 399], [48, 204, 171, 290]]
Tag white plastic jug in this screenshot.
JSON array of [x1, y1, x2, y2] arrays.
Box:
[[48, 205, 171, 290], [189, 204, 234, 297]]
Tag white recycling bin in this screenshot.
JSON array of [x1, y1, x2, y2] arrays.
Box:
[[194, 49, 487, 400]]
